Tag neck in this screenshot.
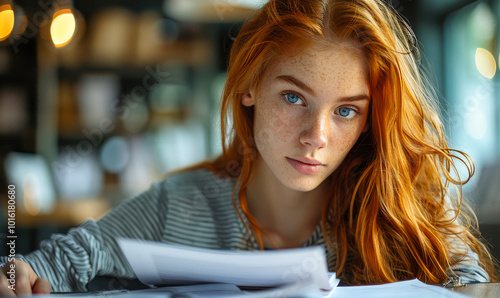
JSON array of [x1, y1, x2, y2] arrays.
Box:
[[246, 160, 329, 249]]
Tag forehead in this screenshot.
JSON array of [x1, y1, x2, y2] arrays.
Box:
[[263, 44, 369, 95]]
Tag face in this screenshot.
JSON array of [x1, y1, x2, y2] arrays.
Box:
[[241, 43, 370, 192]]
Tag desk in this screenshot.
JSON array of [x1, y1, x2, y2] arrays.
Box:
[[448, 282, 500, 298], [87, 277, 500, 297]]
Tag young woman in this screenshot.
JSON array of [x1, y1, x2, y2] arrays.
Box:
[[1, 0, 497, 295]]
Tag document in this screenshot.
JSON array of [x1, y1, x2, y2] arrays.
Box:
[[111, 239, 467, 298], [117, 238, 332, 290], [34, 282, 326, 297], [326, 279, 469, 298]]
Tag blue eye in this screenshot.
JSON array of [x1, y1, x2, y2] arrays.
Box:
[[283, 93, 304, 105], [337, 107, 357, 119]]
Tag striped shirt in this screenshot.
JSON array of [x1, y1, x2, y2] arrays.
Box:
[[2, 169, 489, 291]]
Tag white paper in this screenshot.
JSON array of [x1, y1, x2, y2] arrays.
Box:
[[117, 238, 331, 290], [30, 275, 467, 298], [103, 283, 244, 297], [326, 279, 470, 298], [31, 283, 244, 298], [243, 279, 324, 298], [324, 272, 341, 297]]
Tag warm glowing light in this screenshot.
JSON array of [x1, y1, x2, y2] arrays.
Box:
[[475, 48, 496, 79], [0, 4, 14, 41], [50, 9, 76, 47]]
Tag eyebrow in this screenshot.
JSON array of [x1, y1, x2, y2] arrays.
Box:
[[275, 75, 370, 102], [276, 75, 317, 97]]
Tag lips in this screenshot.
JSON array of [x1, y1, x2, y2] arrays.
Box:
[[286, 157, 325, 175]]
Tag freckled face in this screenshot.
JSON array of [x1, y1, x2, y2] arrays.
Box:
[[241, 44, 370, 192]]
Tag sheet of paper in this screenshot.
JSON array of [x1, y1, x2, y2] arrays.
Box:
[[31, 284, 244, 297], [324, 272, 341, 297], [30, 277, 466, 298], [104, 283, 244, 297], [325, 279, 469, 298], [117, 238, 331, 290], [243, 279, 324, 298]]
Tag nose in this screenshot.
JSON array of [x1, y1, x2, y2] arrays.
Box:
[[299, 112, 328, 149]]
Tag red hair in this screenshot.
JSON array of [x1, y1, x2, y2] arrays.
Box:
[[185, 0, 498, 284]]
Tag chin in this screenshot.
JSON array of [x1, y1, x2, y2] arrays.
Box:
[[283, 177, 324, 192]]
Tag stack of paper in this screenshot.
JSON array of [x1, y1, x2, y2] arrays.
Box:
[[117, 239, 468, 298], [326, 279, 470, 298], [117, 238, 333, 290]]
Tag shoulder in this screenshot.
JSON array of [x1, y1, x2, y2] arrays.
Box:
[[164, 168, 233, 188], [159, 168, 244, 249], [160, 168, 236, 203]]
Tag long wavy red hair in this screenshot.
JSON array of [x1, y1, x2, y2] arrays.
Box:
[[186, 0, 498, 285]]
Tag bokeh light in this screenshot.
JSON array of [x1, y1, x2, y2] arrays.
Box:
[[50, 8, 76, 47], [475, 48, 496, 79], [465, 111, 488, 140], [100, 137, 130, 173], [0, 4, 14, 41]]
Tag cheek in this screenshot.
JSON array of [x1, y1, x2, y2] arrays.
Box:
[[255, 102, 295, 146], [330, 125, 363, 153]]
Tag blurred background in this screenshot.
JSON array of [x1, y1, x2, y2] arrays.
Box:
[[0, 0, 499, 266]]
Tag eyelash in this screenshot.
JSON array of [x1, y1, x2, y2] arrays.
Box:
[[335, 106, 360, 120], [279, 91, 361, 119], [280, 91, 305, 105]]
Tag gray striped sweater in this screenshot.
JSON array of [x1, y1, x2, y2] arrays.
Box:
[[2, 169, 489, 291]]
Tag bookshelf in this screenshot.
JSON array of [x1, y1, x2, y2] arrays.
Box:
[[0, 6, 233, 257]]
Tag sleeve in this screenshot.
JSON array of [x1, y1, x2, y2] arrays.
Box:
[[438, 194, 490, 284], [1, 181, 169, 292], [446, 238, 490, 283]]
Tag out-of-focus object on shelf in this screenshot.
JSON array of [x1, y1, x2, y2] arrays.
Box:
[[153, 120, 207, 173], [77, 73, 120, 130], [122, 100, 150, 134], [87, 7, 136, 66], [0, 47, 9, 72], [100, 136, 130, 174], [163, 0, 266, 23], [119, 135, 161, 197], [57, 80, 80, 135], [160, 38, 214, 66], [0, 87, 28, 134], [135, 10, 166, 66], [475, 159, 500, 224], [53, 154, 103, 202], [4, 152, 56, 215]]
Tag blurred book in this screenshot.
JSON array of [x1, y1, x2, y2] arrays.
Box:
[[53, 153, 103, 201], [77, 73, 120, 130], [153, 121, 207, 173], [87, 8, 136, 66], [475, 159, 500, 223], [0, 88, 28, 134], [4, 152, 56, 215]]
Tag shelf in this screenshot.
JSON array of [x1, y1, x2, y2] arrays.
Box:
[[58, 66, 154, 81], [10, 198, 111, 228]]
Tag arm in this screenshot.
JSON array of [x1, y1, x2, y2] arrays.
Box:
[[447, 237, 490, 283], [1, 180, 169, 292], [435, 194, 490, 284]]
